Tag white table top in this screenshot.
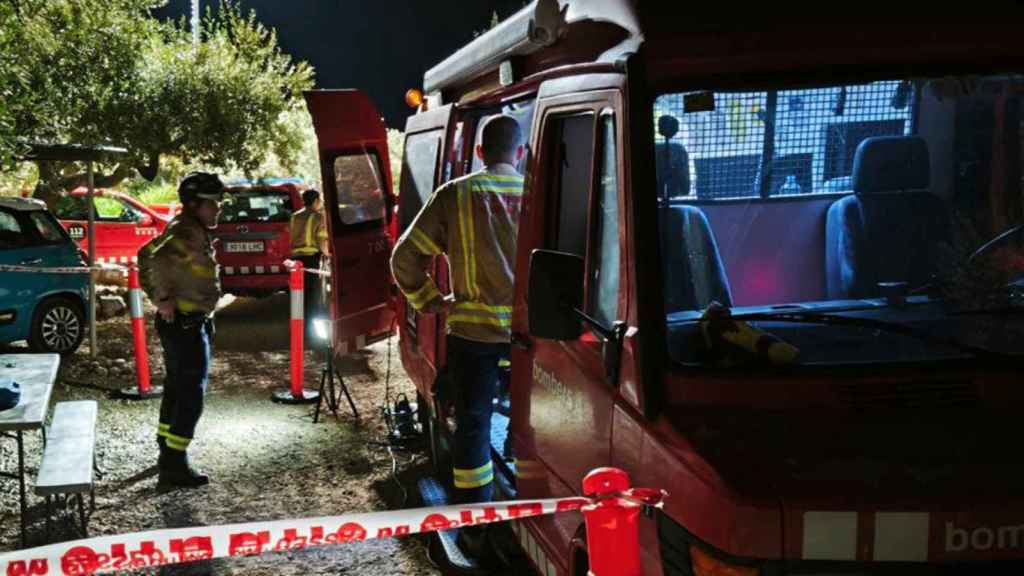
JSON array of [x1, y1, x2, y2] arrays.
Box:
[[0, 354, 60, 432]]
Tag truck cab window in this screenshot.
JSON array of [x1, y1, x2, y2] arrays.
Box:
[[470, 100, 537, 175], [398, 131, 442, 233], [589, 113, 621, 328], [549, 113, 596, 256]]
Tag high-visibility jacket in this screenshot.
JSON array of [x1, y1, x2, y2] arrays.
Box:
[[138, 214, 221, 315], [289, 208, 328, 256], [391, 164, 525, 344]]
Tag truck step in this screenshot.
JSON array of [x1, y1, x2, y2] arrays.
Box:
[[417, 476, 479, 571]]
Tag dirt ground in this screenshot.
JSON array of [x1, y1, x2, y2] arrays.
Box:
[[0, 293, 445, 575]]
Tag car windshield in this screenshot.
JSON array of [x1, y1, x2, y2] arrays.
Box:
[[220, 188, 294, 224], [655, 74, 1024, 366]]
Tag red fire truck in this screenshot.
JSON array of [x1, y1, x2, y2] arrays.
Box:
[[308, 3, 1024, 574]]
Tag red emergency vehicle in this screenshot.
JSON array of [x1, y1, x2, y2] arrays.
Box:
[[50, 188, 169, 266], [309, 3, 1024, 574], [214, 178, 308, 297]]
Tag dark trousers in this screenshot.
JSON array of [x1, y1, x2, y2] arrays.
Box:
[[155, 314, 212, 453], [447, 335, 510, 504], [292, 253, 324, 323]]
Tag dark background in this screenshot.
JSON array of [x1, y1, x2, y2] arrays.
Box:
[[154, 0, 526, 127]]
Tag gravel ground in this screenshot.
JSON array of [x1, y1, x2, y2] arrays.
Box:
[[0, 295, 443, 575]]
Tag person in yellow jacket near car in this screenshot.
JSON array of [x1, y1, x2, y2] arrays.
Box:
[[390, 115, 524, 564], [290, 188, 330, 322], [138, 172, 224, 490]]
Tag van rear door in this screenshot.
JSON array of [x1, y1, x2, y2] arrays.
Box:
[[305, 89, 396, 354]]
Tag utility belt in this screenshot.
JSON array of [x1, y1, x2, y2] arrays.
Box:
[[157, 312, 214, 333]]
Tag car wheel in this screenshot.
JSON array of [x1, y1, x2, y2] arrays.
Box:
[[28, 297, 85, 354]]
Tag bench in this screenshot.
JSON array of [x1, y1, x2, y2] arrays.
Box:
[[35, 400, 98, 539]]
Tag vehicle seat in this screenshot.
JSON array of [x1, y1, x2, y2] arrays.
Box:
[[825, 136, 950, 299], [662, 204, 733, 314]]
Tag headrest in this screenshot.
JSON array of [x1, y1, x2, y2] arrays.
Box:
[[852, 136, 931, 195]]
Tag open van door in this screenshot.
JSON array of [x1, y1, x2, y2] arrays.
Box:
[[305, 89, 396, 355]]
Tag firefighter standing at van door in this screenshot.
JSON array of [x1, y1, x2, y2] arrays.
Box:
[[391, 115, 524, 561], [138, 172, 225, 489], [290, 189, 330, 322]]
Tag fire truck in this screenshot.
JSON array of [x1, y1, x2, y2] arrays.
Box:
[[307, 2, 1024, 574]]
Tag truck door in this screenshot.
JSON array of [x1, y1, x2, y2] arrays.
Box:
[[395, 104, 454, 376], [509, 87, 625, 570], [305, 90, 396, 354]]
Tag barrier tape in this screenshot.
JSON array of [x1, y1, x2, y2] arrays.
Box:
[[0, 264, 128, 275], [0, 496, 589, 576]]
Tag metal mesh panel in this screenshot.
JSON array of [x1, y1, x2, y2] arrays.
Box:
[[655, 91, 766, 200], [655, 81, 914, 199]]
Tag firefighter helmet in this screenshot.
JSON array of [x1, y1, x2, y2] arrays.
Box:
[[178, 172, 225, 204]]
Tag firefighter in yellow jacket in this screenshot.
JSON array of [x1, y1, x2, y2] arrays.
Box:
[[289, 188, 329, 320], [391, 115, 524, 560], [138, 172, 224, 489]]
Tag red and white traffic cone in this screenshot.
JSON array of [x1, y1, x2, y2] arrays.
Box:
[[119, 266, 162, 399], [581, 468, 666, 576], [272, 260, 319, 404]]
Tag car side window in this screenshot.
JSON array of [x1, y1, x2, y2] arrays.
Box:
[[0, 209, 27, 250], [51, 195, 89, 220], [29, 212, 67, 243]]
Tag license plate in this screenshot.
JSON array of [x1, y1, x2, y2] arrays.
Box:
[[225, 241, 264, 253]]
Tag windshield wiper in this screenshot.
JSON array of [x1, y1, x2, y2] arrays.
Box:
[[718, 310, 1012, 360]]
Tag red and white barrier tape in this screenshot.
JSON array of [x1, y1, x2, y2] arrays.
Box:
[[0, 497, 587, 576]]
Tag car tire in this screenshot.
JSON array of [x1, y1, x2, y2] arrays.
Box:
[[28, 297, 85, 355]]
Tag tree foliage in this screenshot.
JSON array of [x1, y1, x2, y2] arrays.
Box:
[[0, 0, 314, 198]]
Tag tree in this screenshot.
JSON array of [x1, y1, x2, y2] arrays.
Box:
[[0, 0, 314, 200]]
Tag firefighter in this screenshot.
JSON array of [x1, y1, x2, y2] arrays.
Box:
[[289, 188, 329, 321], [138, 172, 225, 489], [390, 115, 524, 562]]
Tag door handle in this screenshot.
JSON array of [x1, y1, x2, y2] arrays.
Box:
[[511, 332, 531, 351], [19, 258, 43, 266]]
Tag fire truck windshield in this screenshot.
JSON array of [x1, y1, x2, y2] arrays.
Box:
[[655, 74, 1024, 366]]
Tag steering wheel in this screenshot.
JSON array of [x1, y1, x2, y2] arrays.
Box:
[[969, 223, 1024, 266]]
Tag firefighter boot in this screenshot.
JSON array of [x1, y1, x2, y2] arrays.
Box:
[[158, 450, 209, 488], [156, 436, 169, 471]]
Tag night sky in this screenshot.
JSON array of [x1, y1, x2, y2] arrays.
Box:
[[153, 1, 525, 127]]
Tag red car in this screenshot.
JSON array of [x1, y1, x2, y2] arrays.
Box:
[[50, 188, 169, 266], [214, 178, 307, 297]]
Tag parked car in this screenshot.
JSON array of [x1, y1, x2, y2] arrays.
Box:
[[0, 197, 89, 354], [215, 178, 308, 297], [49, 188, 170, 266]]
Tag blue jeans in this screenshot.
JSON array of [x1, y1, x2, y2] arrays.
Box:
[[155, 314, 212, 453], [447, 335, 509, 504]]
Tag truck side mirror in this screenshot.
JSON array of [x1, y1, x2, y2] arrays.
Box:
[[527, 249, 583, 341]]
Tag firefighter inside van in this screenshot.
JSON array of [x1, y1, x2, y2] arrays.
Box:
[[391, 115, 525, 563], [656, 76, 1024, 366]]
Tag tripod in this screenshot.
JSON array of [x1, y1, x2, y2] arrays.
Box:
[[313, 337, 360, 424]]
